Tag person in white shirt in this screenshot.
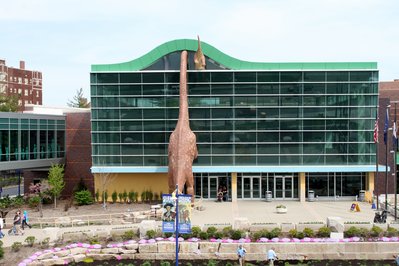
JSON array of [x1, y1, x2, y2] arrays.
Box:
[[0, 217, 4, 238], [236, 244, 247, 266], [267, 247, 278, 266]]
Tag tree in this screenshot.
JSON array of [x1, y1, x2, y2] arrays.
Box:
[[0, 94, 19, 112], [67, 88, 90, 108], [48, 164, 65, 208], [97, 171, 115, 210], [28, 181, 50, 217]]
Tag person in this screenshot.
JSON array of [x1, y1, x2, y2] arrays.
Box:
[[0, 216, 4, 238], [22, 210, 32, 230], [267, 247, 278, 266], [217, 188, 223, 202], [222, 186, 228, 201], [236, 244, 247, 266], [162, 203, 176, 222], [13, 211, 23, 236], [394, 254, 399, 266]]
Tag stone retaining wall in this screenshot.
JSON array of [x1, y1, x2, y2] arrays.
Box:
[[23, 241, 399, 265]]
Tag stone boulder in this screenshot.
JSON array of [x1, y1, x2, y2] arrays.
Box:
[[327, 216, 344, 233], [139, 220, 157, 238]]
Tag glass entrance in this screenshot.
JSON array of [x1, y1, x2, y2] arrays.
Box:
[[274, 176, 293, 199], [242, 177, 261, 199], [209, 177, 218, 199]]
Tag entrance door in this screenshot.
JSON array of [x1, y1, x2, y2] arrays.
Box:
[[274, 176, 293, 199], [208, 177, 218, 199], [242, 177, 261, 199]]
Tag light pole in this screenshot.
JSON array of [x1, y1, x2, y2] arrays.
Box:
[[385, 105, 391, 211]]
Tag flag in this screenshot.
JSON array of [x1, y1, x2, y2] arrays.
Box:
[[393, 108, 397, 148], [373, 118, 379, 143], [384, 108, 389, 145]]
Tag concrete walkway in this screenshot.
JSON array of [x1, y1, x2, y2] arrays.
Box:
[[0, 200, 389, 248]]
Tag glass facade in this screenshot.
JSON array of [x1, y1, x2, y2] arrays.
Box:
[[90, 70, 378, 168], [0, 116, 65, 162]]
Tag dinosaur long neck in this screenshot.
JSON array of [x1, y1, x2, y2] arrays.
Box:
[[178, 51, 189, 128]]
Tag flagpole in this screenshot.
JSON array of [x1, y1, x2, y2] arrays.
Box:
[[375, 113, 379, 210], [385, 105, 391, 211], [394, 102, 398, 220]]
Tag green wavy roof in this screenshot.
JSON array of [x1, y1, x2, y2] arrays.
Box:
[[91, 39, 377, 72]]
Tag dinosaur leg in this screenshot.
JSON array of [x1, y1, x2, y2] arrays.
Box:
[[186, 172, 195, 204], [168, 169, 176, 193]]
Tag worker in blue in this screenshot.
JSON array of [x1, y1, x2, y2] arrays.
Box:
[[267, 247, 278, 266], [236, 244, 247, 266]]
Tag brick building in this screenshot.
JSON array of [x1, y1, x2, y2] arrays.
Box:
[[0, 59, 42, 110]]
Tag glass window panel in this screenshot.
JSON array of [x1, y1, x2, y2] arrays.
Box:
[[281, 83, 302, 94], [39, 130, 46, 159], [303, 155, 324, 164], [303, 143, 325, 153], [257, 96, 278, 106], [211, 72, 233, 82], [144, 144, 166, 155], [166, 97, 179, 107], [326, 143, 348, 154], [350, 83, 372, 94], [280, 108, 300, 118], [235, 144, 256, 154], [235, 84, 256, 94], [191, 120, 210, 131], [188, 72, 210, 83], [212, 132, 232, 142], [122, 156, 143, 166], [258, 84, 279, 94], [142, 85, 164, 95], [212, 108, 233, 118], [257, 72, 279, 82], [257, 144, 279, 154], [350, 71, 373, 82], [258, 156, 279, 164], [97, 145, 121, 155], [143, 156, 166, 166], [120, 121, 140, 131], [326, 95, 348, 106], [142, 73, 164, 83], [304, 96, 326, 106], [143, 133, 165, 143], [166, 120, 177, 130], [143, 120, 165, 131], [303, 120, 325, 130], [349, 107, 371, 118], [212, 84, 233, 94], [165, 84, 179, 95], [188, 83, 210, 95], [258, 119, 279, 130], [236, 120, 256, 130], [235, 72, 256, 82], [281, 96, 300, 106], [327, 83, 349, 94], [97, 85, 119, 95], [303, 132, 325, 142], [119, 85, 141, 95], [91, 85, 97, 95], [303, 108, 325, 118], [165, 72, 179, 83], [304, 71, 325, 82], [47, 130, 56, 158], [20, 130, 29, 160], [281, 72, 302, 82], [90, 73, 97, 83], [97, 73, 118, 83], [211, 120, 233, 130], [56, 130, 65, 157], [257, 132, 279, 142], [198, 144, 210, 154], [325, 155, 347, 164], [212, 144, 233, 154], [280, 132, 301, 142], [327, 71, 349, 82], [235, 132, 256, 142], [326, 131, 348, 142], [143, 109, 165, 119], [304, 83, 325, 94], [97, 133, 121, 143], [235, 156, 255, 164], [29, 130, 37, 159], [236, 108, 256, 118], [120, 73, 141, 83], [197, 132, 211, 142], [190, 108, 210, 119], [213, 156, 233, 165], [280, 120, 301, 130], [326, 120, 348, 130], [196, 155, 211, 165], [166, 109, 178, 119], [235, 96, 256, 106], [280, 155, 300, 164], [325, 107, 348, 118]]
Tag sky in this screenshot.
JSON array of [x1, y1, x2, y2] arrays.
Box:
[[1, 0, 398, 107]]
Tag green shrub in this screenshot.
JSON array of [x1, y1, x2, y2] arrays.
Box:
[[296, 231, 305, 239], [160, 262, 171, 266], [288, 229, 298, 238], [344, 226, 361, 238], [191, 226, 201, 237], [147, 190, 153, 202], [359, 228, 370, 238], [40, 237, 50, 248], [181, 233, 192, 240], [118, 192, 123, 203], [11, 242, 22, 252], [146, 230, 156, 239], [128, 191, 136, 203], [222, 226, 232, 237], [141, 262, 152, 266], [199, 231, 209, 240], [370, 225, 383, 237], [206, 226, 218, 237], [24, 236, 35, 247], [0, 240, 3, 259], [230, 229, 243, 240], [28, 195, 41, 208], [141, 191, 147, 202], [317, 227, 331, 238], [95, 189, 100, 202], [214, 231, 223, 239], [385, 227, 399, 237], [74, 190, 94, 205], [102, 190, 108, 203], [123, 190, 128, 203], [268, 228, 282, 239], [111, 191, 118, 203], [303, 227, 315, 238], [207, 259, 218, 266], [122, 230, 136, 241], [164, 232, 173, 238], [154, 192, 160, 201]]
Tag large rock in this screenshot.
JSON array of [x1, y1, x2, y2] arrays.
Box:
[[69, 247, 89, 255], [234, 217, 250, 230], [101, 247, 120, 254], [139, 220, 157, 238], [73, 254, 86, 263], [199, 242, 220, 253], [327, 217, 344, 233], [89, 254, 115, 261], [124, 243, 139, 250], [138, 243, 158, 253], [180, 242, 199, 253], [157, 242, 176, 253]]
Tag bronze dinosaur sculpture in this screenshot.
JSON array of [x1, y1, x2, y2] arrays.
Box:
[[194, 35, 206, 70], [168, 50, 198, 202]]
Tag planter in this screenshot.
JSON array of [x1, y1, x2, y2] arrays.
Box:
[[276, 207, 287, 214]]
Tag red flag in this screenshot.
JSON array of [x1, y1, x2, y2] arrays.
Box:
[[373, 119, 379, 143]]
